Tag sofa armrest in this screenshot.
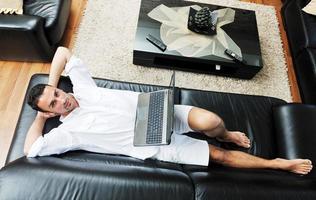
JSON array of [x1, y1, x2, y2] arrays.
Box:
[[24, 0, 72, 44], [0, 15, 53, 61], [273, 103, 316, 165], [0, 14, 44, 31]]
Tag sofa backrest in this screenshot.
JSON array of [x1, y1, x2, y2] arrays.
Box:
[[179, 88, 286, 159]]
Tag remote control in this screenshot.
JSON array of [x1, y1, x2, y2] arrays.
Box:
[[224, 49, 245, 64], [146, 34, 167, 52]]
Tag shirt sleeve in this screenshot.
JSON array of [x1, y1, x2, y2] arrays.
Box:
[[64, 55, 97, 88], [27, 128, 73, 157]]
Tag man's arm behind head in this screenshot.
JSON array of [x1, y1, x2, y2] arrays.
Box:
[[48, 47, 72, 87], [24, 47, 71, 155]]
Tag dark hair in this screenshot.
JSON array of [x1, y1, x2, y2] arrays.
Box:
[[27, 84, 51, 112]]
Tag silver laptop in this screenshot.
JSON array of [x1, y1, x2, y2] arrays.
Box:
[[133, 71, 175, 146]]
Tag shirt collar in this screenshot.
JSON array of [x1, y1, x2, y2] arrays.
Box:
[[59, 107, 80, 122]]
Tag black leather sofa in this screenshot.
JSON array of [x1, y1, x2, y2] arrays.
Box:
[[0, 0, 71, 62], [1, 74, 316, 200], [281, 0, 316, 104]]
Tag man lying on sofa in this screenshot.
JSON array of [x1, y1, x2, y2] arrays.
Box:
[[24, 47, 313, 175]]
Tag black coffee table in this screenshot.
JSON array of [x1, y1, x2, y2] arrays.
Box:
[[133, 0, 263, 79]]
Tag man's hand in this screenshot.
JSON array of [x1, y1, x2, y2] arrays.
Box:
[[38, 111, 59, 119], [23, 112, 57, 155]]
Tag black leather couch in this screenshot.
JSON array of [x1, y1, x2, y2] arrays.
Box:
[[1, 74, 316, 200], [0, 0, 71, 62], [281, 0, 316, 104]]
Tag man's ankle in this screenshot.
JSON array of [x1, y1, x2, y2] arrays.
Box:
[[269, 158, 285, 170]]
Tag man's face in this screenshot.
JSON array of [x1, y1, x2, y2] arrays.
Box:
[[37, 86, 77, 115]]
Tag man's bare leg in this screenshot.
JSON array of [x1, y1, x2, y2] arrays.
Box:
[[188, 107, 251, 148], [209, 145, 313, 175], [186, 107, 313, 174]]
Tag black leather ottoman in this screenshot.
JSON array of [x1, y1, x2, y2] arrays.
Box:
[[294, 48, 316, 104], [282, 0, 316, 56], [281, 0, 316, 103]]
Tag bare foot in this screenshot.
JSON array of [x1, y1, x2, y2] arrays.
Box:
[[217, 131, 251, 148], [275, 158, 313, 175]]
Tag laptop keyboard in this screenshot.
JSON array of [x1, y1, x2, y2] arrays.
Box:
[[146, 92, 165, 144]]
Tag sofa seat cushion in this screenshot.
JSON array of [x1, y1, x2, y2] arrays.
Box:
[[0, 0, 23, 14], [0, 153, 194, 200], [294, 48, 316, 103], [282, 0, 316, 56], [180, 88, 286, 159], [24, 0, 71, 44], [183, 166, 316, 200]]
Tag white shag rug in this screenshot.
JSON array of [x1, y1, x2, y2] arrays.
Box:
[[73, 0, 292, 102]]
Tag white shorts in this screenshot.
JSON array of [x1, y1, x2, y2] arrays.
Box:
[[152, 105, 210, 166]]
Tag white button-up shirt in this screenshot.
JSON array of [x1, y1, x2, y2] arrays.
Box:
[[28, 56, 159, 160]]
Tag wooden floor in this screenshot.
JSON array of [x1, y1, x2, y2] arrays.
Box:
[[0, 0, 299, 168]]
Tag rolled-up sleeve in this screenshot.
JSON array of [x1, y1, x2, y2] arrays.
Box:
[[27, 136, 45, 157], [65, 56, 97, 88], [27, 128, 73, 157]]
